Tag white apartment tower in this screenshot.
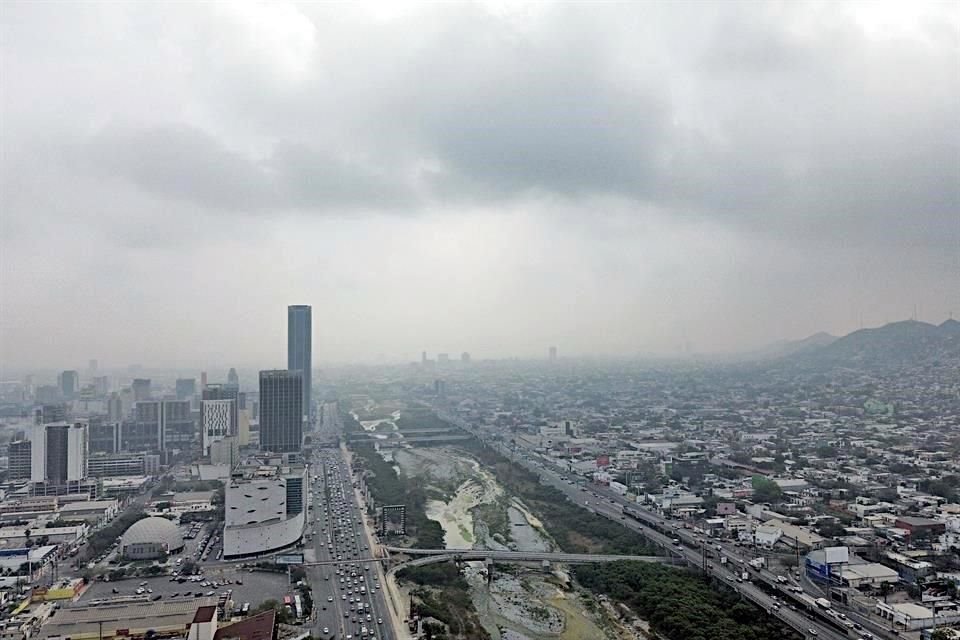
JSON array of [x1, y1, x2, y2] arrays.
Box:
[[202, 399, 233, 455]]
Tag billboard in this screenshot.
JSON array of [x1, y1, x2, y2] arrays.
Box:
[[275, 553, 304, 565], [596, 455, 610, 468], [824, 546, 849, 565], [805, 555, 834, 582]]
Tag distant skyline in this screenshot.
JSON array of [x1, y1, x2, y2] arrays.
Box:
[[1, 1, 958, 369]]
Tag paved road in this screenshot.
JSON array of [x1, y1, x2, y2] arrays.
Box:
[[435, 408, 861, 640], [306, 402, 397, 640]]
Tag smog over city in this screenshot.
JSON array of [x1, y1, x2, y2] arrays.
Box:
[[1, 5, 959, 640], [1, 1, 957, 370]]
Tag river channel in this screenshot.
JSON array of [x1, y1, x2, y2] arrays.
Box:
[[391, 446, 620, 640]]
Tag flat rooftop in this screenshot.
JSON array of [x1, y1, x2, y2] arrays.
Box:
[[39, 597, 218, 639]]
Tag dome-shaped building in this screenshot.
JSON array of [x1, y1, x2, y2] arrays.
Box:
[[120, 516, 184, 559]]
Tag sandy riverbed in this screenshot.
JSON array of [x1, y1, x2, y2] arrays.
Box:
[[397, 446, 621, 640]]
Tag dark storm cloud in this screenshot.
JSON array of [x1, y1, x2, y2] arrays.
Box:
[[84, 124, 278, 211], [46, 1, 957, 249], [77, 124, 419, 213]]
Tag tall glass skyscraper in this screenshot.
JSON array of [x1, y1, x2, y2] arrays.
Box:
[[287, 305, 312, 421], [259, 370, 303, 453]]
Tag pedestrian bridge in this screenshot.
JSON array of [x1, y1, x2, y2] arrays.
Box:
[[384, 547, 670, 566]]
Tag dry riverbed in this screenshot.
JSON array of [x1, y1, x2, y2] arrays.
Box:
[[395, 446, 623, 639]]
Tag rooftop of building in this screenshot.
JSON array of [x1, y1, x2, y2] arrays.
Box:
[[58, 499, 118, 512], [213, 609, 276, 640], [38, 597, 218, 638], [172, 490, 216, 503], [841, 563, 899, 579]]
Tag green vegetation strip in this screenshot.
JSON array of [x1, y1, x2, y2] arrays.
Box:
[[575, 562, 800, 640], [344, 411, 445, 549], [457, 439, 655, 555], [396, 564, 490, 640]]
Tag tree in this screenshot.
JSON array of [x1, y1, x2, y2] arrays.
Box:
[[751, 476, 783, 503], [255, 599, 292, 624]]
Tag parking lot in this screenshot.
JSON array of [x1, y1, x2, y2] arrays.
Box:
[[79, 567, 291, 611]]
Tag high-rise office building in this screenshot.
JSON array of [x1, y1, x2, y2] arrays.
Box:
[[461, 352, 471, 363], [162, 400, 195, 450], [59, 370, 79, 399], [89, 418, 122, 454], [132, 378, 152, 402], [30, 421, 88, 485], [287, 305, 312, 421], [227, 368, 239, 387], [259, 369, 303, 453], [175, 378, 196, 401], [36, 385, 59, 404], [437, 353, 450, 363], [125, 401, 163, 451], [93, 376, 110, 396], [8, 440, 32, 481], [107, 392, 124, 421], [23, 374, 35, 397], [549, 346, 558, 361], [202, 399, 233, 455], [122, 400, 194, 452], [35, 404, 67, 425], [203, 384, 238, 434]]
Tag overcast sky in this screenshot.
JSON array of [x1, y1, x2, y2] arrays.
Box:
[[1, 1, 958, 370]]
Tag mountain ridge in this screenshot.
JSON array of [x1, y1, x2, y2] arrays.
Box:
[[787, 318, 960, 371]]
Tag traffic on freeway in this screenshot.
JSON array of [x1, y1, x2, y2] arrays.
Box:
[[307, 403, 397, 640]]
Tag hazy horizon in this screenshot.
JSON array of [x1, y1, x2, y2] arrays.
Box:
[[2, 1, 958, 370]]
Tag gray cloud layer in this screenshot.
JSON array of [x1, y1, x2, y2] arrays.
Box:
[[1, 1, 958, 369]]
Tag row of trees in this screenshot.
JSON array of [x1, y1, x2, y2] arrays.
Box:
[[460, 439, 656, 555], [85, 508, 148, 559], [349, 442, 445, 549]]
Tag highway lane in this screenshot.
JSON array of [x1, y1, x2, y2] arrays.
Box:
[[307, 402, 397, 640]]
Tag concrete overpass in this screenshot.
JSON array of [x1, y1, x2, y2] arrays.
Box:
[[384, 547, 671, 566]]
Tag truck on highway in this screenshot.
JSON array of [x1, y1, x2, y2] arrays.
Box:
[[720, 555, 727, 565], [815, 597, 831, 610], [748, 557, 765, 570]]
